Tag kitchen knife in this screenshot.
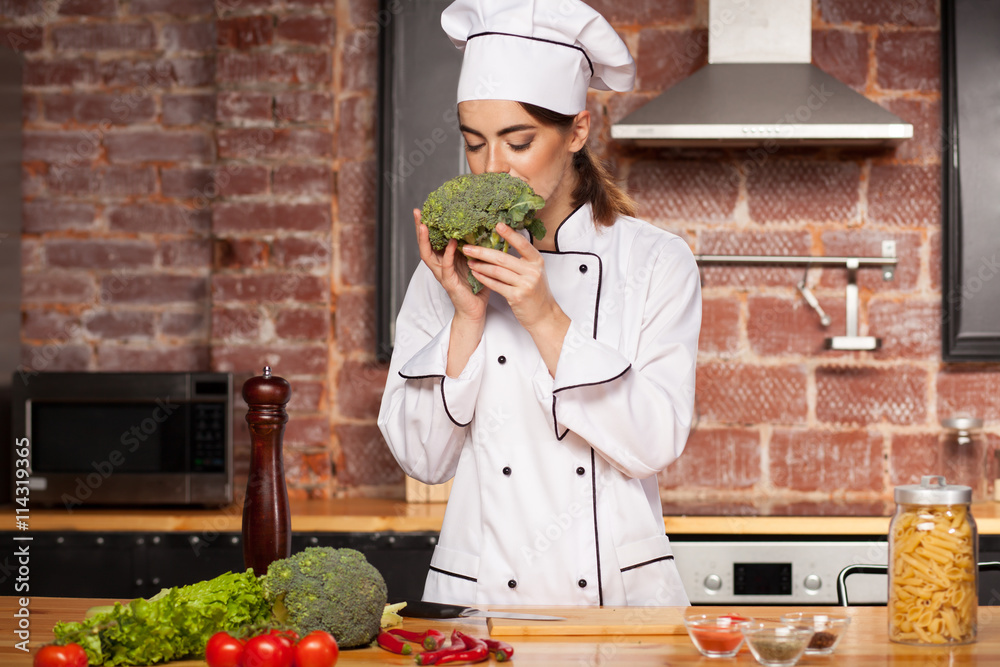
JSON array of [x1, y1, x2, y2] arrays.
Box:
[[399, 599, 566, 621]]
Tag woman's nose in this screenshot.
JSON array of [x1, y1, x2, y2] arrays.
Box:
[[484, 147, 508, 174]]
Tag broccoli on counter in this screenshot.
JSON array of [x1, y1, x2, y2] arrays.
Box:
[[421, 172, 546, 293], [260, 546, 388, 649]]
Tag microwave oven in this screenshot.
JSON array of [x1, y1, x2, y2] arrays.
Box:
[[12, 372, 233, 508]]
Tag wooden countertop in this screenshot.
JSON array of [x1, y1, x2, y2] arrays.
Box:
[[15, 498, 1000, 535], [3, 598, 1000, 666]]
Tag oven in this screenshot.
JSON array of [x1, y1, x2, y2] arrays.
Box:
[[671, 536, 889, 605], [671, 533, 1000, 606]]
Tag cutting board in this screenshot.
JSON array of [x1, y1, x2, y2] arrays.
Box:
[[487, 606, 687, 637]]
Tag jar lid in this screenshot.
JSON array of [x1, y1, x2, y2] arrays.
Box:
[[894, 475, 971, 505]]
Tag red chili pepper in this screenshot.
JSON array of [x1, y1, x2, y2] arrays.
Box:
[[414, 631, 489, 665], [414, 633, 454, 666], [377, 630, 413, 655], [483, 638, 515, 662], [438, 631, 488, 665], [432, 647, 488, 666], [414, 645, 452, 666], [423, 629, 447, 650], [389, 628, 447, 650], [388, 628, 426, 643], [451, 631, 485, 651], [414, 647, 448, 666]]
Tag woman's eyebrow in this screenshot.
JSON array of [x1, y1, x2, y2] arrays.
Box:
[[459, 123, 536, 137], [497, 124, 535, 136]]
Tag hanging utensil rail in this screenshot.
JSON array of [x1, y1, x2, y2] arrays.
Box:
[[694, 245, 899, 351], [694, 254, 898, 280]]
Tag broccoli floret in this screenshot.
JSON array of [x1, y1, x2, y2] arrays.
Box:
[[259, 546, 388, 649], [421, 172, 546, 293]]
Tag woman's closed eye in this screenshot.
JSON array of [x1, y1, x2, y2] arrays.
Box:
[[465, 140, 532, 153]]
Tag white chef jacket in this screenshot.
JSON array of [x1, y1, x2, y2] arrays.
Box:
[[378, 202, 701, 607]]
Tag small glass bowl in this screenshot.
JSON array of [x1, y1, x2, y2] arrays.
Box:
[[740, 621, 813, 667], [780, 612, 851, 655], [682, 614, 752, 658]]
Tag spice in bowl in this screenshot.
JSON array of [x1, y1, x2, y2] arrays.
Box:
[[740, 622, 813, 667], [683, 614, 752, 658], [780, 612, 851, 655]]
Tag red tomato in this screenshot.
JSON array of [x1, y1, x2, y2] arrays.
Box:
[[33, 643, 88, 667], [294, 631, 339, 667], [243, 634, 294, 667], [268, 628, 300, 650], [205, 631, 245, 667]]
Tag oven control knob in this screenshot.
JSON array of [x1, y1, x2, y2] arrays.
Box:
[[804, 574, 822, 591], [704, 574, 723, 591]]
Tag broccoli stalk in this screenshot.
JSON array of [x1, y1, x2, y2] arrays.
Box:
[[420, 172, 546, 293]]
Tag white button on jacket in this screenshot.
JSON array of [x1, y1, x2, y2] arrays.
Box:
[[378, 203, 701, 607]]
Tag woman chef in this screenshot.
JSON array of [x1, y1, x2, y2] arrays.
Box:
[[378, 0, 701, 607]]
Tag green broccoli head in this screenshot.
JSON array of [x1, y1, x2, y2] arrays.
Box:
[[420, 172, 546, 293], [259, 547, 387, 649]]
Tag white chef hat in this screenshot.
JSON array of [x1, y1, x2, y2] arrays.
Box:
[[441, 0, 636, 116]]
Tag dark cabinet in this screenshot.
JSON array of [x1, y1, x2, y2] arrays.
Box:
[[0, 532, 436, 601], [942, 0, 1000, 360], [8, 531, 1000, 606]]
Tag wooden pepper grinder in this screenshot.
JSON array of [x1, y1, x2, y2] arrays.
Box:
[[241, 366, 292, 576]]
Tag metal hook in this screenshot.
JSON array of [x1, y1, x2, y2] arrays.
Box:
[[797, 264, 831, 327]]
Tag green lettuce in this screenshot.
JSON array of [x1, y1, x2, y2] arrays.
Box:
[[52, 570, 272, 666]]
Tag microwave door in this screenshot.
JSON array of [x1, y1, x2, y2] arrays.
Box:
[[16, 372, 233, 507]]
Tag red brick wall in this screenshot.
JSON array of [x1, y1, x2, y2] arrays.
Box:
[[9, 0, 998, 503], [612, 0, 999, 503], [10, 0, 395, 500]]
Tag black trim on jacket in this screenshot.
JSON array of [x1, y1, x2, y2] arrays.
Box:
[[553, 365, 632, 394], [550, 203, 586, 253], [429, 565, 478, 583], [620, 554, 675, 573], [396, 371, 472, 428]]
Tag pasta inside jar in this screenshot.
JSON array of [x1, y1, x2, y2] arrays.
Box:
[[888, 502, 977, 645]]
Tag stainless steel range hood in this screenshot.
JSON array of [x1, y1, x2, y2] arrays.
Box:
[[611, 0, 913, 147]]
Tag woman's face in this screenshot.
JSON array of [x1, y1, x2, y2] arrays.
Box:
[[457, 100, 588, 208]]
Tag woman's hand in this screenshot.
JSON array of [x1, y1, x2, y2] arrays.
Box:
[[414, 209, 489, 378], [414, 209, 489, 322], [463, 222, 570, 375]]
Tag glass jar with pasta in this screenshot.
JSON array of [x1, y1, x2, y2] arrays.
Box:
[[888, 475, 977, 645]]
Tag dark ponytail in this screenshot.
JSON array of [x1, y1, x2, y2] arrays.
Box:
[[571, 144, 636, 226], [519, 103, 636, 227]]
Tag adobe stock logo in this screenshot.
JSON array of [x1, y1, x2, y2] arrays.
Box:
[[60, 398, 180, 511]]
